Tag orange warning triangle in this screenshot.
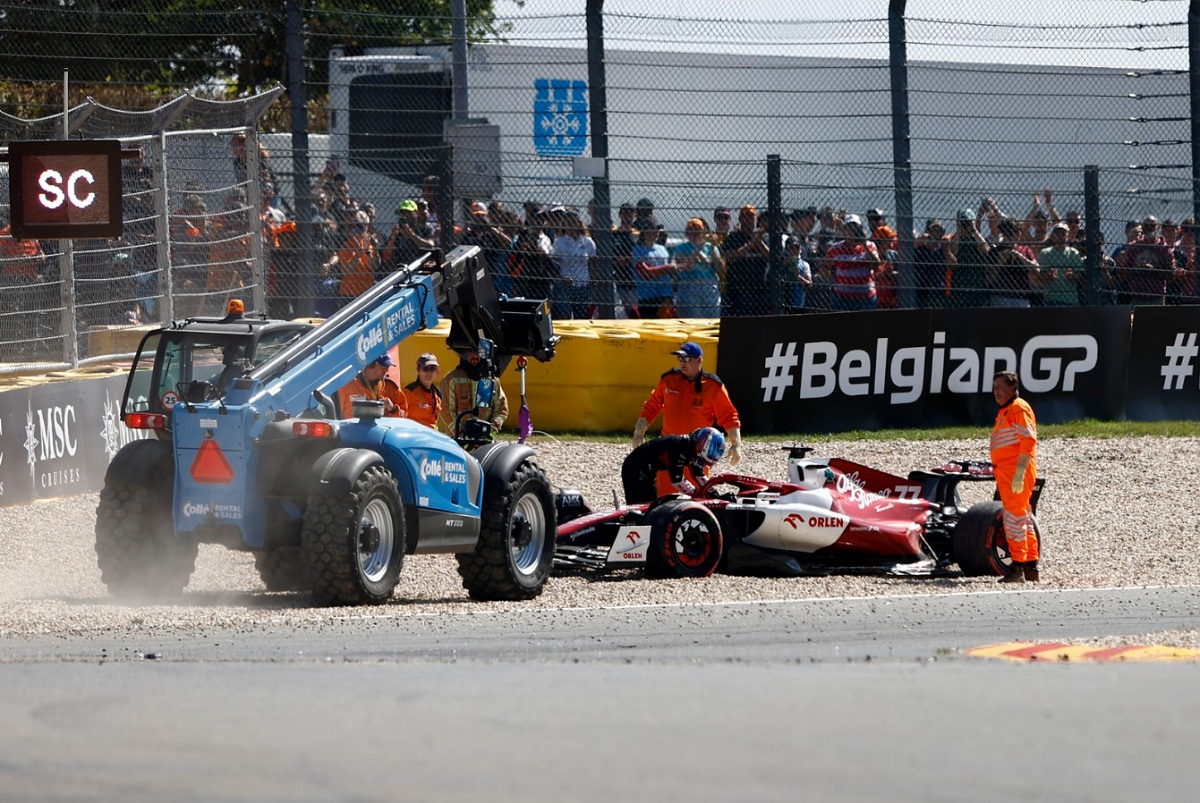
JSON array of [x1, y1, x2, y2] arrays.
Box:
[[190, 439, 235, 484]]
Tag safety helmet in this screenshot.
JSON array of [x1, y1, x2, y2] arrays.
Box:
[[691, 427, 726, 468]]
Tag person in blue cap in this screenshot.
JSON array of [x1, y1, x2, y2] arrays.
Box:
[[631, 340, 742, 496]]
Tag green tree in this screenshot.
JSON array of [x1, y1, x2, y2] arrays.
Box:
[[0, 1, 505, 95]]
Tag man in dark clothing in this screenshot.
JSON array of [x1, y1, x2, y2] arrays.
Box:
[[621, 428, 726, 505], [721, 204, 770, 316]]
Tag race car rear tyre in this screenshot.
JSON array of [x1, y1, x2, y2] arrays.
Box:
[[457, 458, 556, 601], [645, 500, 724, 579], [301, 465, 404, 606], [954, 500, 1044, 577], [95, 479, 198, 597], [254, 546, 309, 592]]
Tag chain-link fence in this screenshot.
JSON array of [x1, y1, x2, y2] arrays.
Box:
[[0, 1, 1196, 373]]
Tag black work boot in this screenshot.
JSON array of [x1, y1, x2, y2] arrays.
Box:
[[998, 561, 1026, 584], [1024, 561, 1040, 583]]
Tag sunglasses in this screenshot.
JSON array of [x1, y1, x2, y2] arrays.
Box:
[[419, 365, 438, 372], [677, 356, 694, 364]]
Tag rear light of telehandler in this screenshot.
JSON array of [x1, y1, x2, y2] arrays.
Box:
[[293, 421, 336, 438], [125, 412, 167, 430]]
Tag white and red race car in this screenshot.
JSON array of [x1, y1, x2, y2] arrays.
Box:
[[554, 447, 1045, 579]]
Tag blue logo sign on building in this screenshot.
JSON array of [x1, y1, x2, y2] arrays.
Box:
[[534, 79, 588, 157]]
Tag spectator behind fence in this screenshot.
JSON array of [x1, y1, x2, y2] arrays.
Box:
[[673, 217, 723, 317], [461, 200, 513, 295], [333, 209, 380, 304], [0, 213, 46, 326], [1110, 219, 1140, 304], [821, 214, 882, 311], [631, 220, 675, 318], [712, 207, 732, 246], [635, 197, 659, 229], [1161, 218, 1190, 305], [550, 209, 595, 319], [508, 209, 557, 301], [1078, 227, 1119, 305], [1175, 218, 1198, 304], [945, 207, 991, 307], [205, 188, 252, 317], [1039, 222, 1084, 307], [722, 204, 770, 316], [913, 219, 949, 309], [1023, 191, 1052, 251], [1063, 208, 1083, 243], [421, 175, 441, 237], [384, 200, 435, 273], [990, 216, 1039, 308], [783, 236, 813, 314], [231, 133, 280, 209], [789, 206, 820, 264], [613, 202, 638, 317], [1116, 215, 1170, 305], [871, 219, 899, 309]]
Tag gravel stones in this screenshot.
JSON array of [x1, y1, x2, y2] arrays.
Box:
[[1, 436, 1198, 645]]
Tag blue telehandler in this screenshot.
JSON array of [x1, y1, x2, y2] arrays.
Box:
[[96, 246, 558, 605]]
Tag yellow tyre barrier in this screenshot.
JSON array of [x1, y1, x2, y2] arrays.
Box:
[[394, 319, 720, 434]]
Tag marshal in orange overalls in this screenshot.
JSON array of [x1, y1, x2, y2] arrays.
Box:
[[990, 395, 1039, 563]]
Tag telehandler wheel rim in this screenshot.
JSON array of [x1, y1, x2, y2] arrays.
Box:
[[358, 497, 395, 583], [511, 490, 547, 577]]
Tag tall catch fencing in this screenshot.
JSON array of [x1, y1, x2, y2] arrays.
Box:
[[0, 1, 1196, 374]]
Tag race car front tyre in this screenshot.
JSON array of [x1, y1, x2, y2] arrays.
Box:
[[953, 500, 1044, 577], [645, 500, 724, 579]]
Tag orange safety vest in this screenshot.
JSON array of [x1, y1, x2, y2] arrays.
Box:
[[638, 368, 741, 436]]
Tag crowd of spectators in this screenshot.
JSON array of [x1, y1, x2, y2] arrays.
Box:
[[5, 154, 1197, 351], [443, 188, 1195, 317]]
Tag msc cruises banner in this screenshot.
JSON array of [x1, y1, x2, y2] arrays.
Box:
[[0, 374, 148, 508], [718, 307, 1136, 434]]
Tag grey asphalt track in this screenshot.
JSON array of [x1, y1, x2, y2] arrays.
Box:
[[2, 586, 1198, 803]]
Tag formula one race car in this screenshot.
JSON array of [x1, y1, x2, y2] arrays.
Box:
[[554, 447, 1045, 579]]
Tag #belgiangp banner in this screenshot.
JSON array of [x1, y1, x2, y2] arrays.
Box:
[[718, 307, 1134, 434]]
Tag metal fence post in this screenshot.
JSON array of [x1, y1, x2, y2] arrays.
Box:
[[767, 154, 783, 314], [889, 0, 915, 309], [1190, 2, 1200, 228], [245, 128, 267, 314], [152, 132, 174, 323], [286, 0, 314, 318], [1084, 165, 1102, 305], [586, 0, 615, 318]]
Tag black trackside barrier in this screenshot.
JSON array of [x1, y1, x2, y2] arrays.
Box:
[[718, 306, 1136, 434], [1125, 306, 1200, 421]]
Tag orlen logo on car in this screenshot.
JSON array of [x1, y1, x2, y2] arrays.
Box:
[[355, 323, 385, 363]]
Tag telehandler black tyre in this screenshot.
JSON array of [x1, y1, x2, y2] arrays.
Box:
[[254, 546, 309, 592], [457, 458, 555, 601], [301, 464, 404, 606], [95, 480, 198, 597]]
